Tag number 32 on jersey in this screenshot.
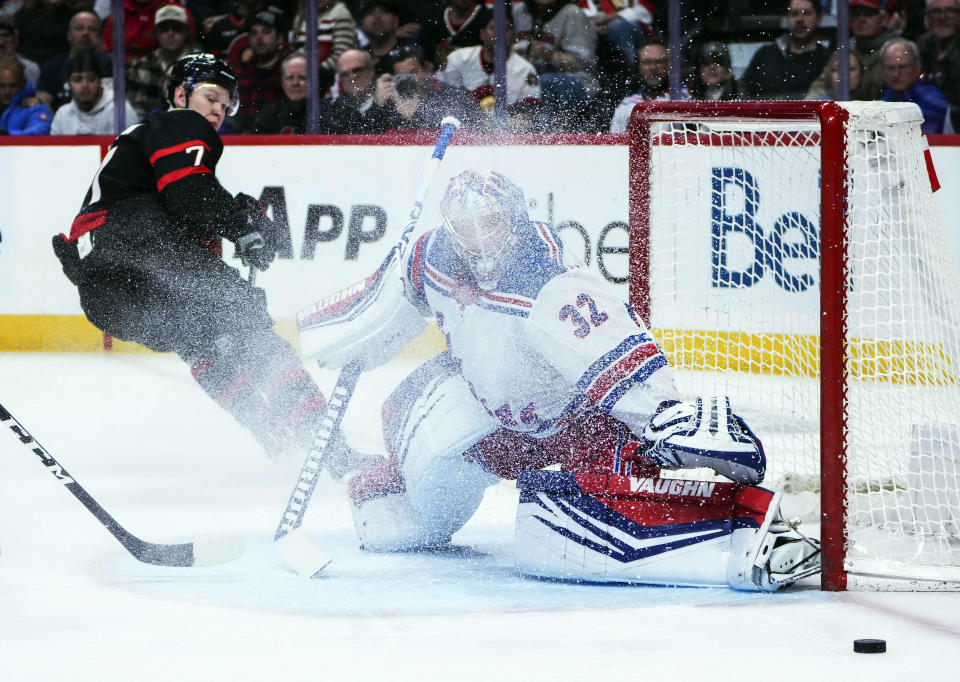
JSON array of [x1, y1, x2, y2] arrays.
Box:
[[559, 293, 609, 338]]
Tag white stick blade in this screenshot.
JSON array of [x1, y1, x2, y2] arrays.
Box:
[[191, 535, 245, 566], [275, 529, 332, 578]]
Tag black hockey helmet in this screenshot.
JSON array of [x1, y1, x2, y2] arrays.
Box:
[[165, 53, 239, 116]]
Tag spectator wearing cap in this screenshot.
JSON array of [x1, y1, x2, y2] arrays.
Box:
[[810, 0, 902, 99], [232, 6, 285, 132], [289, 0, 358, 94], [320, 47, 389, 133], [741, 0, 830, 99], [51, 48, 139, 133], [880, 36, 952, 133], [11, 0, 89, 66], [918, 0, 960, 130], [688, 40, 739, 101], [805, 48, 872, 100], [0, 18, 41, 86], [252, 50, 309, 133], [0, 55, 52, 134], [438, 10, 541, 131], [102, 0, 197, 65], [366, 42, 478, 131], [126, 5, 198, 117], [36, 9, 111, 110], [418, 0, 491, 69]]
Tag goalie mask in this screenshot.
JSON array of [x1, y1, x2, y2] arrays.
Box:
[[439, 169, 527, 290], [166, 53, 240, 117]]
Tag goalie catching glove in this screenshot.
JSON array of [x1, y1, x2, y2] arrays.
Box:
[[234, 192, 276, 271], [639, 396, 766, 484]]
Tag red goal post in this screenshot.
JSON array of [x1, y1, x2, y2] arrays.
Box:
[[627, 100, 960, 591]]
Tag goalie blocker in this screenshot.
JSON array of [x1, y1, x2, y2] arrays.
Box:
[[515, 471, 820, 591]]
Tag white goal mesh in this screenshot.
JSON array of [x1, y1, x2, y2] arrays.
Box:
[[630, 101, 960, 590]]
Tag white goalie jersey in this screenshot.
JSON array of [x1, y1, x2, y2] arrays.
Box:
[[402, 219, 679, 439]]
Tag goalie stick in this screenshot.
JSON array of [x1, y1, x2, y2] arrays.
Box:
[[0, 402, 244, 567], [273, 115, 462, 578]]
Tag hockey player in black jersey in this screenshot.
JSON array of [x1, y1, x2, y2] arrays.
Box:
[[51, 53, 332, 462]]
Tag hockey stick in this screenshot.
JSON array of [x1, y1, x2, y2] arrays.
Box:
[[273, 116, 462, 578], [0, 402, 244, 567]]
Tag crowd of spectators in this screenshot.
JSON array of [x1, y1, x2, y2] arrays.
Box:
[[0, 0, 958, 135]]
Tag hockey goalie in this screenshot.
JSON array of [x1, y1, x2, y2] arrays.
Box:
[[299, 169, 821, 591]]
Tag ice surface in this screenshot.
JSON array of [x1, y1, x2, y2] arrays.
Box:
[[2, 352, 959, 681]]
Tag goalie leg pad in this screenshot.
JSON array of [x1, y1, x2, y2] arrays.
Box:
[[515, 471, 820, 590], [348, 363, 499, 551]]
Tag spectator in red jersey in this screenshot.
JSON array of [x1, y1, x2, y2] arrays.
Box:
[[231, 6, 285, 132], [417, 0, 490, 70], [12, 0, 91, 66], [102, 0, 197, 65], [199, 0, 281, 69], [36, 9, 111, 110]]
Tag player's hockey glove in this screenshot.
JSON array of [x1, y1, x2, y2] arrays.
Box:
[[639, 396, 766, 484], [235, 193, 276, 270]]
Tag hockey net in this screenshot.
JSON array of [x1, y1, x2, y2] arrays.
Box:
[[628, 101, 960, 591]]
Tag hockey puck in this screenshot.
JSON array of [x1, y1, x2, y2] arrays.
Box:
[[853, 639, 886, 653]]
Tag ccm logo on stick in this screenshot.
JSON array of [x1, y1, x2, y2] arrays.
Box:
[[711, 167, 819, 292]]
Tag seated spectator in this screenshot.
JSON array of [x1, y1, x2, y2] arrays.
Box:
[[12, 0, 89, 66], [851, 0, 902, 97], [918, 0, 960, 130], [126, 4, 197, 118], [37, 9, 110, 110], [514, 0, 598, 132], [0, 55, 52, 133], [289, 0, 358, 94], [880, 36, 952, 133], [200, 0, 280, 69], [740, 0, 830, 100], [608, 41, 688, 133], [0, 17, 40, 85], [805, 48, 872, 100], [51, 49, 138, 133], [418, 0, 491, 69], [580, 0, 652, 67], [437, 10, 541, 131], [102, 0, 197, 65], [231, 7, 285, 132], [688, 40, 739, 101], [359, 0, 418, 75], [367, 43, 478, 131], [320, 47, 388, 133], [253, 50, 307, 133]]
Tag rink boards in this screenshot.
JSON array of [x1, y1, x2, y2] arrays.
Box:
[[1, 134, 960, 353]]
